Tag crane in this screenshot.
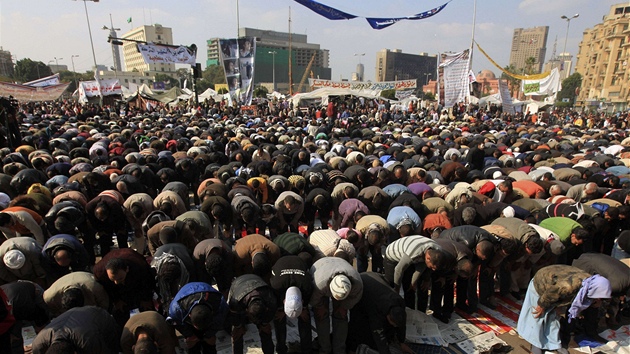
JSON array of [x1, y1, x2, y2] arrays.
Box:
[[296, 52, 317, 93]]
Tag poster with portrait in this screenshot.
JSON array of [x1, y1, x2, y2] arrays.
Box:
[[219, 37, 256, 105]]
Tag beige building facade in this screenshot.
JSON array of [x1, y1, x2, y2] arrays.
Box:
[[575, 3, 630, 111], [122, 24, 175, 73], [509, 26, 549, 73]]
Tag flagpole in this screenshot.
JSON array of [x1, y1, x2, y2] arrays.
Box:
[[468, 0, 477, 104]]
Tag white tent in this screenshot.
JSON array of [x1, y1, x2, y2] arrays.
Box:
[[267, 91, 286, 100], [198, 88, 223, 102], [289, 87, 383, 107], [479, 93, 501, 106]]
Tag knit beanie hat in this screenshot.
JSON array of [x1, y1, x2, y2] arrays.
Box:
[[329, 274, 351, 301]]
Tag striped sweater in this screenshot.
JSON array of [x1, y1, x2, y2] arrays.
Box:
[[385, 236, 441, 286]]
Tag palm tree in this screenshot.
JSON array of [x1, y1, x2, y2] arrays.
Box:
[[525, 57, 537, 75], [502, 64, 521, 97]]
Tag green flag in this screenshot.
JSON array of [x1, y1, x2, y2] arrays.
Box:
[[127, 17, 132, 23]]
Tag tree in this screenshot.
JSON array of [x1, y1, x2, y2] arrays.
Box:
[[176, 68, 192, 89], [423, 92, 435, 101], [253, 85, 268, 98], [380, 89, 396, 100], [154, 73, 178, 89], [524, 57, 537, 75], [556, 72, 582, 107], [501, 64, 521, 97], [217, 87, 228, 94], [14, 58, 52, 83], [196, 65, 227, 93]]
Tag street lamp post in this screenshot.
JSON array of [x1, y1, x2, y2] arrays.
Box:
[[54, 57, 63, 68], [560, 14, 579, 70], [71, 55, 79, 90], [268, 51, 277, 92], [424, 73, 432, 85], [76, 0, 101, 105]]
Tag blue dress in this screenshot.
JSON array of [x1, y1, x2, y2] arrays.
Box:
[[516, 279, 562, 350]]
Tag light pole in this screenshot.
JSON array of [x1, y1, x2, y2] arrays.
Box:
[[54, 57, 63, 67], [71, 55, 79, 90], [77, 0, 99, 73], [76, 0, 101, 105], [424, 73, 432, 85], [560, 14, 579, 70], [268, 51, 277, 92]]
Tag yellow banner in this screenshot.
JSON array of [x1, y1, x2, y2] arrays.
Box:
[[474, 41, 550, 80]]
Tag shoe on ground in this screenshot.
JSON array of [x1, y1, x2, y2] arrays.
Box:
[[480, 299, 497, 310], [432, 312, 450, 324]]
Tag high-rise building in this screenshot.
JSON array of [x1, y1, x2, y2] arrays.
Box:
[[575, 3, 630, 111], [375, 49, 437, 83], [509, 26, 549, 73], [0, 48, 14, 78], [352, 63, 364, 82], [206, 38, 221, 67], [121, 24, 175, 73], [543, 52, 573, 81], [235, 27, 331, 92]]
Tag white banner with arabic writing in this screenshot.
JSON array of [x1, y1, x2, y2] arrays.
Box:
[[498, 79, 515, 114], [522, 67, 561, 96], [78, 79, 122, 102], [309, 78, 417, 92], [137, 43, 196, 65], [440, 50, 470, 108], [23, 73, 61, 88]]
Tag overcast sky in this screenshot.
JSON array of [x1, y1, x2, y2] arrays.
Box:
[[0, 0, 624, 81]]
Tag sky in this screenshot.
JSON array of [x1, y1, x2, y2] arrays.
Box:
[[0, 0, 625, 82]]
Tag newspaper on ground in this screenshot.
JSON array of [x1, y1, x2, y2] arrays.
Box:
[[456, 331, 508, 354], [405, 308, 448, 347]]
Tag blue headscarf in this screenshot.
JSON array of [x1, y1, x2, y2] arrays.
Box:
[[568, 274, 611, 323]]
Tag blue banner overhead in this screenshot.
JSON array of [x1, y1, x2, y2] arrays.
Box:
[[293, 0, 358, 20], [365, 2, 450, 30], [293, 0, 451, 29]]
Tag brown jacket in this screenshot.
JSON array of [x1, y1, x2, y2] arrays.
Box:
[[233, 234, 280, 276], [533, 265, 589, 310]]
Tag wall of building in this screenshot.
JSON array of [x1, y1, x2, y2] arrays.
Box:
[[122, 24, 176, 73], [375, 49, 437, 83], [575, 3, 630, 111]]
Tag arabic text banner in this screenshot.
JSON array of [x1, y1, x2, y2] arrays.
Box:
[[440, 49, 469, 108], [79, 79, 122, 101], [498, 79, 515, 114], [23, 74, 61, 88], [0, 82, 70, 102], [309, 79, 417, 91], [522, 68, 561, 96], [137, 43, 196, 65]]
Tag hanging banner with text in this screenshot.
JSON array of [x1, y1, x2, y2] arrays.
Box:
[[0, 81, 70, 102], [498, 79, 515, 114], [78, 79, 123, 102], [219, 37, 256, 105], [309, 78, 417, 91], [23, 73, 61, 88], [439, 49, 470, 108], [522, 67, 561, 96], [137, 43, 197, 65]]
